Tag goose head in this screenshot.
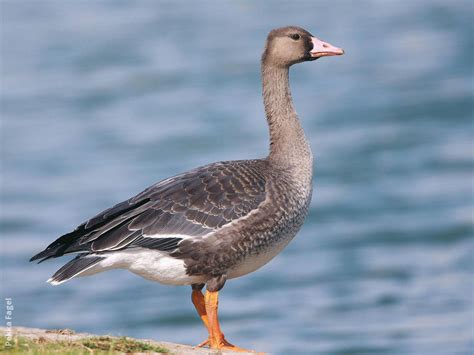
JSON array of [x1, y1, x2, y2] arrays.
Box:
[[262, 26, 344, 67]]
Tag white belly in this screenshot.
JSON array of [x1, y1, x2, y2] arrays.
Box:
[[79, 248, 207, 286]]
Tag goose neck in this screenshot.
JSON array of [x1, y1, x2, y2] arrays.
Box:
[[262, 64, 312, 169]]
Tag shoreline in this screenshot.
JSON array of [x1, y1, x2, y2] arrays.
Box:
[[0, 326, 255, 354]]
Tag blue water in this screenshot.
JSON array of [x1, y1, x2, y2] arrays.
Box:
[[1, 1, 473, 354]]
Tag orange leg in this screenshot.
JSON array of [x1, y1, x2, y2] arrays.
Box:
[[203, 290, 251, 352], [191, 288, 209, 328], [191, 288, 211, 347]]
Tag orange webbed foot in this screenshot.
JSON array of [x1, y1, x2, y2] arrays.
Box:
[[196, 338, 210, 347], [194, 289, 263, 353], [197, 335, 259, 353]]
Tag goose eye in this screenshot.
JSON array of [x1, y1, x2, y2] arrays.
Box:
[[290, 34, 301, 41]]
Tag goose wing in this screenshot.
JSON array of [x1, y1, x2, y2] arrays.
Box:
[[30, 160, 267, 262]]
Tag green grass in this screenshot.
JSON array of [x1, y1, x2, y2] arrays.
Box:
[[0, 335, 168, 354]]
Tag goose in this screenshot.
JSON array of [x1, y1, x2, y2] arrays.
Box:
[[31, 26, 343, 352]]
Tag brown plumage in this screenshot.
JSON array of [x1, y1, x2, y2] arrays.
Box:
[[31, 26, 344, 351]]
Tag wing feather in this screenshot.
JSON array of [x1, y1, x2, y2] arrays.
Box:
[[30, 160, 267, 262]]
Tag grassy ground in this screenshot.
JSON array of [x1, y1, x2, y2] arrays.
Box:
[[0, 335, 168, 354], [0, 326, 245, 354]]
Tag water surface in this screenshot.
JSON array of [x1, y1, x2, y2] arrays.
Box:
[[1, 1, 473, 354]]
